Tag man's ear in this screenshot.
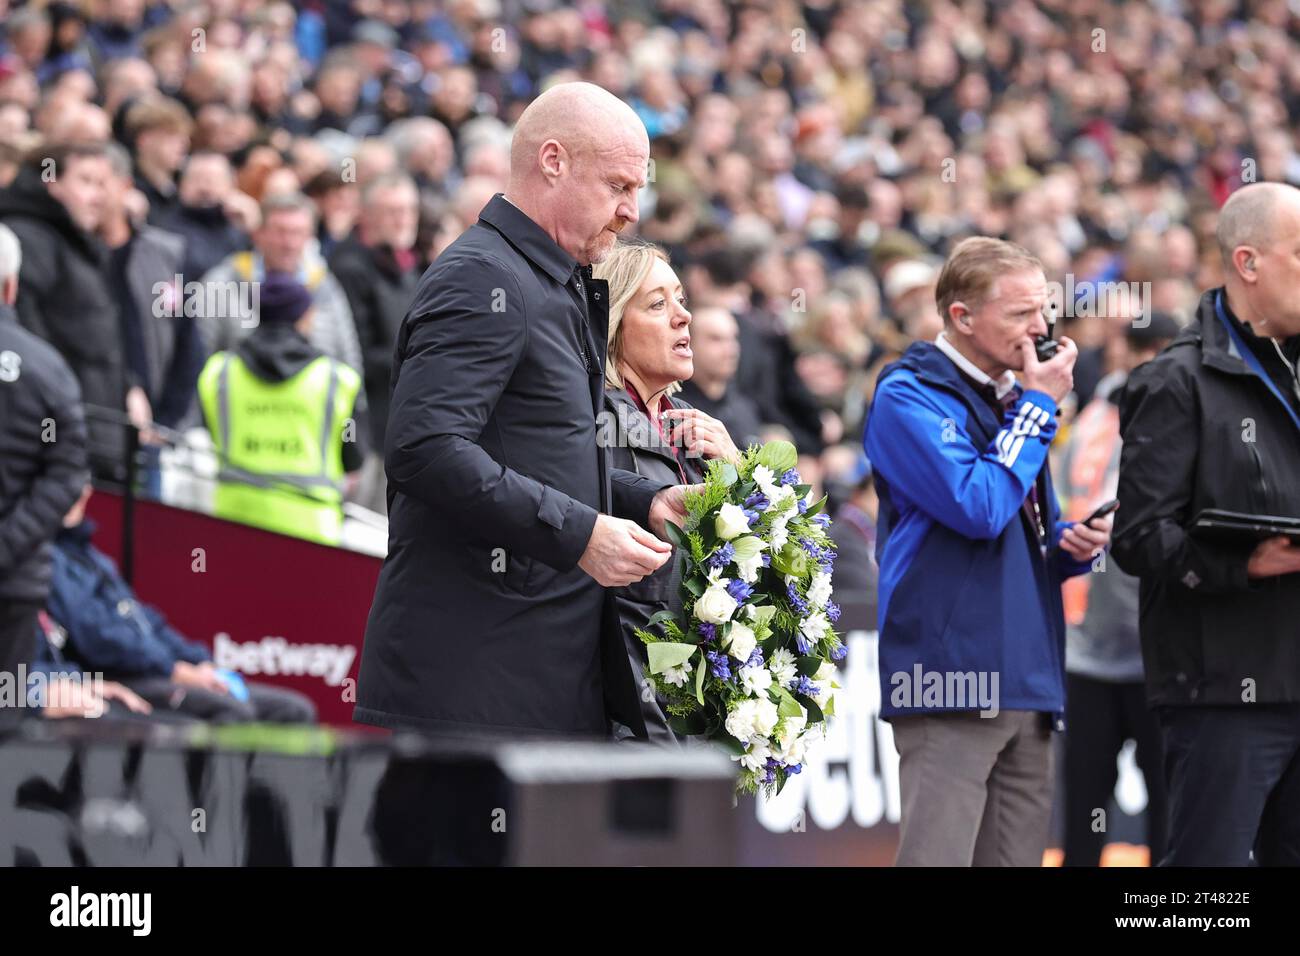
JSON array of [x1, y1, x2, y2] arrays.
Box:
[[1237, 246, 1258, 280], [949, 301, 973, 333], [537, 139, 566, 182]]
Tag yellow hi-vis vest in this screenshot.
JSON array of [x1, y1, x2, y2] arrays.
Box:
[[196, 351, 360, 546]]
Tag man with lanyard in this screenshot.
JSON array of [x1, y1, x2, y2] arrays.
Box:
[[1114, 182, 1300, 866]]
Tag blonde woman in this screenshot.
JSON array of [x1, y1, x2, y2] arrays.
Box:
[[594, 238, 741, 743]]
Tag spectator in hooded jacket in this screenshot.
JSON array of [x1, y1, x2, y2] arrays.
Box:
[[0, 222, 89, 728], [100, 141, 202, 435], [0, 141, 126, 479], [197, 273, 365, 545], [1113, 182, 1300, 866]]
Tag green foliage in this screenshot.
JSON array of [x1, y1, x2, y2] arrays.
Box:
[[755, 440, 798, 475]]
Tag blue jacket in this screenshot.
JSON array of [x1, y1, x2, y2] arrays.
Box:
[[47, 521, 211, 677], [865, 341, 1093, 722]]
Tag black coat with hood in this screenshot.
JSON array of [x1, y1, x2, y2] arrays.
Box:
[[0, 167, 126, 476], [1113, 288, 1300, 707], [602, 385, 707, 742]]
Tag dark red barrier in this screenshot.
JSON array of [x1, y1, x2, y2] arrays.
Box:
[[86, 489, 380, 728]]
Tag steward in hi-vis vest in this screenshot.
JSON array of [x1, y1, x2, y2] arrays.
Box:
[[197, 274, 363, 545]]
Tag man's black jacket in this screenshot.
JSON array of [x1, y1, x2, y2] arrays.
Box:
[[1114, 288, 1300, 706], [355, 195, 672, 737], [0, 305, 89, 602]]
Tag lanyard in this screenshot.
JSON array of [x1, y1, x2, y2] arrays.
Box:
[[1215, 290, 1300, 435]]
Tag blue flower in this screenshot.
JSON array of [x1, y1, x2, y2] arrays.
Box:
[[744, 491, 769, 511], [760, 554, 771, 568], [811, 513, 832, 528], [726, 579, 754, 603], [826, 600, 841, 624], [786, 582, 808, 615], [743, 507, 761, 527], [831, 643, 848, 661], [707, 542, 735, 570], [798, 498, 808, 514], [745, 647, 765, 668], [786, 763, 803, 775], [698, 622, 717, 642], [780, 468, 801, 486], [706, 650, 732, 680], [791, 675, 817, 697]]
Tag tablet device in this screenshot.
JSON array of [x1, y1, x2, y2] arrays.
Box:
[[1190, 509, 1300, 545]]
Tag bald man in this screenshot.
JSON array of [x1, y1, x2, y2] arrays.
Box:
[[357, 83, 692, 740], [1113, 181, 1300, 865]]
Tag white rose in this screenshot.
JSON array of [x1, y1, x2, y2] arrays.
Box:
[[752, 464, 775, 490], [768, 648, 797, 685], [715, 503, 751, 540], [725, 621, 757, 662], [695, 583, 738, 624], [725, 699, 757, 741], [806, 571, 833, 609], [739, 664, 772, 696], [814, 661, 838, 682], [752, 697, 780, 738]]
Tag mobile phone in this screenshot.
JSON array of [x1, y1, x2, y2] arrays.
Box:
[[1082, 498, 1119, 526], [1034, 313, 1059, 362]]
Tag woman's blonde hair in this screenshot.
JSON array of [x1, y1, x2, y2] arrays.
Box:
[[592, 237, 683, 396]]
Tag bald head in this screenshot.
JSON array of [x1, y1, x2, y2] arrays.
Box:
[[506, 82, 649, 266], [1217, 183, 1300, 264], [1216, 182, 1300, 337], [509, 82, 646, 186]]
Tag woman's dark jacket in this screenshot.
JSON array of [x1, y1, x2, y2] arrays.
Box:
[[603, 385, 706, 744]]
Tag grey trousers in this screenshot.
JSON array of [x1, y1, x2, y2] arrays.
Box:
[[890, 709, 1055, 866]]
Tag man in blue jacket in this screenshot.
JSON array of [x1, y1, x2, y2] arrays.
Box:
[[46, 485, 316, 724], [866, 237, 1112, 866]]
